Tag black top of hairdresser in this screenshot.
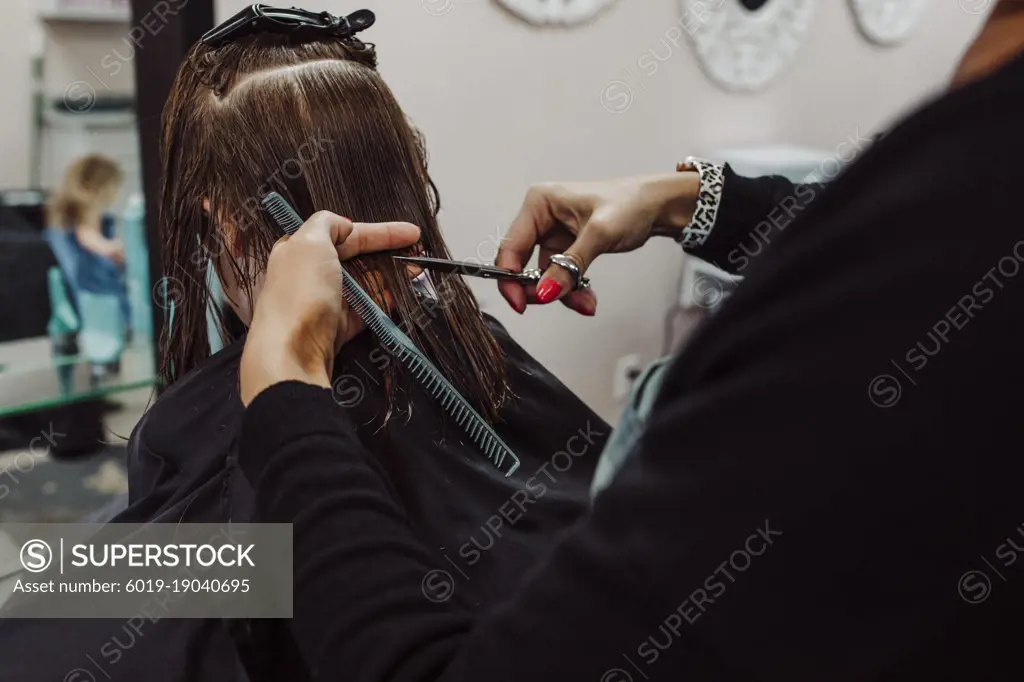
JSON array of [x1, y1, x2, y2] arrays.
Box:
[[201, 5, 375, 47]]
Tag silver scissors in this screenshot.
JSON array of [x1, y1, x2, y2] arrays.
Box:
[[393, 255, 591, 291]]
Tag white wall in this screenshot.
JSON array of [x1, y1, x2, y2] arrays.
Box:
[[0, 1, 36, 189], [210, 0, 986, 421]]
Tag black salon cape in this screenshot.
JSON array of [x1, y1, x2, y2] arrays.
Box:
[[0, 315, 608, 682]]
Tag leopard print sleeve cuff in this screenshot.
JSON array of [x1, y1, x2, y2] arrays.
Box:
[[675, 156, 726, 251]]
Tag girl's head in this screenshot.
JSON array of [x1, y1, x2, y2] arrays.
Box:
[[49, 154, 123, 227], [160, 24, 508, 419]]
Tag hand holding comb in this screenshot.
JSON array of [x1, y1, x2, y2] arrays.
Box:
[[260, 193, 521, 477]]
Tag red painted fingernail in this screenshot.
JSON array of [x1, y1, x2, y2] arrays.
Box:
[[582, 307, 596, 317], [536, 279, 562, 304], [514, 301, 526, 314]]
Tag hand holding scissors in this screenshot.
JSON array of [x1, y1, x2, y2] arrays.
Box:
[[492, 174, 700, 315]]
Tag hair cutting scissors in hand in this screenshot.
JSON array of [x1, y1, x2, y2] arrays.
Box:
[[393, 255, 591, 291]]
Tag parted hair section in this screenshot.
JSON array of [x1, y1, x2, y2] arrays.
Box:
[[158, 34, 508, 421]]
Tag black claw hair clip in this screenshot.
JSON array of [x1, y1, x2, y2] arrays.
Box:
[[201, 5, 375, 48]]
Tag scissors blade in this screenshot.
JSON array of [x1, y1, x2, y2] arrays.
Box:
[[394, 256, 525, 281]]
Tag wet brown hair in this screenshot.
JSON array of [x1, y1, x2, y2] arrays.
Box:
[[48, 154, 123, 227], [159, 32, 508, 420]]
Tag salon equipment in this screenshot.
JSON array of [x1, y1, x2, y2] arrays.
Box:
[[46, 266, 78, 395], [121, 193, 151, 342], [0, 210, 56, 342], [394, 255, 592, 291], [201, 5, 376, 47], [261, 193, 521, 477]]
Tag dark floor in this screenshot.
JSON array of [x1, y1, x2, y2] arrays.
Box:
[[0, 445, 128, 523]]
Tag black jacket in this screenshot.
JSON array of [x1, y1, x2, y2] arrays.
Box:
[[237, 47, 1024, 682]]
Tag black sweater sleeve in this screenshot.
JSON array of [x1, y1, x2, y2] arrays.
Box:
[[237, 382, 474, 681], [240, 62, 1024, 679], [685, 165, 826, 275]]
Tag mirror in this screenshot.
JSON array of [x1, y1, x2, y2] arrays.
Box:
[[0, 0, 157, 525]]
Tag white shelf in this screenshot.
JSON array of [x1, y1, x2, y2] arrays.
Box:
[[39, 5, 130, 24], [43, 109, 136, 130]]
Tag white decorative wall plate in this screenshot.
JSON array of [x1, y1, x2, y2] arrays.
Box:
[[681, 0, 817, 93], [494, 0, 619, 25], [849, 0, 928, 46]]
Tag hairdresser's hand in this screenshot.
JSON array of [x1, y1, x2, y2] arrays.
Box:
[[496, 173, 700, 315], [106, 240, 126, 266], [240, 212, 420, 406]]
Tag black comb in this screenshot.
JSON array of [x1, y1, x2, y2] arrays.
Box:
[[260, 193, 521, 477]]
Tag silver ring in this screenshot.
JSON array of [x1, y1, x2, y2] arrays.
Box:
[[549, 253, 589, 291]]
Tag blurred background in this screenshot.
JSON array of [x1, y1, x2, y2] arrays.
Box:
[[1, 0, 149, 531], [0, 0, 989, 529]]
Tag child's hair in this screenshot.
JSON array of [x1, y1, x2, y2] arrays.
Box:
[[159, 31, 508, 420], [48, 154, 123, 227]]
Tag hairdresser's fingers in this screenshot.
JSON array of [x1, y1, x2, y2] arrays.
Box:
[[335, 221, 422, 261], [505, 231, 574, 313], [497, 276, 528, 315], [519, 279, 597, 316], [496, 186, 567, 312], [529, 241, 595, 315], [560, 288, 598, 316], [291, 210, 355, 248], [289, 212, 419, 261], [522, 269, 597, 315], [498, 186, 560, 270], [534, 214, 615, 306], [243, 215, 353, 404]]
